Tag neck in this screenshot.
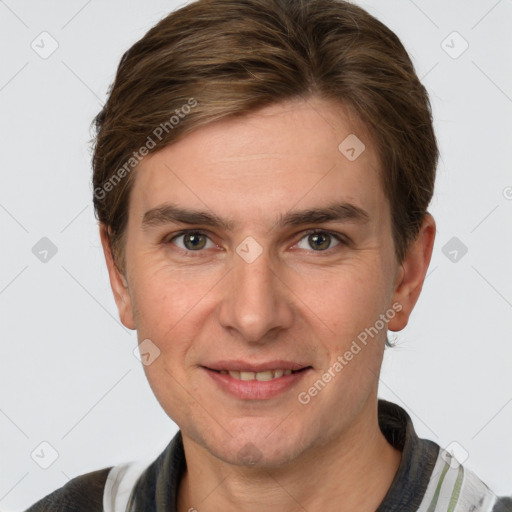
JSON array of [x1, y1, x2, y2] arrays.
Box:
[[177, 400, 401, 512]]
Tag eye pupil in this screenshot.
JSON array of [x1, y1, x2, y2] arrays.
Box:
[[309, 233, 330, 251], [184, 233, 207, 250]]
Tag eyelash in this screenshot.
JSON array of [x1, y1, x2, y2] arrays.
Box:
[[164, 229, 349, 256]]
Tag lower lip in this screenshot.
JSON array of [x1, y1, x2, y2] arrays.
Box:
[[203, 368, 311, 400]]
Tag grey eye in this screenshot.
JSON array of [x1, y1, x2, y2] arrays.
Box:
[[297, 232, 340, 251], [173, 232, 213, 251]]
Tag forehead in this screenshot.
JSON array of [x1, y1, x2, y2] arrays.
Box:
[[130, 98, 387, 227]]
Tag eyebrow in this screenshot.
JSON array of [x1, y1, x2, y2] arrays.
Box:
[[141, 201, 370, 231]]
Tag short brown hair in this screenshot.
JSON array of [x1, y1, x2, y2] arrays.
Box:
[[92, 0, 438, 272]]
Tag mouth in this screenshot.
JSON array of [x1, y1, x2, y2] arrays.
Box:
[[202, 363, 313, 400], [209, 367, 310, 381]]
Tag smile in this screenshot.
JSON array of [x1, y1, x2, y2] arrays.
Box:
[[216, 369, 302, 381], [204, 366, 312, 400]]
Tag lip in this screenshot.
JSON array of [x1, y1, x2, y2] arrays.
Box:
[[204, 360, 309, 372], [202, 365, 312, 400]]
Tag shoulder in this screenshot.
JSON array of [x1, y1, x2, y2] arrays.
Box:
[[24, 467, 111, 512], [377, 400, 512, 511], [419, 448, 512, 512], [24, 433, 183, 512], [494, 497, 512, 512]]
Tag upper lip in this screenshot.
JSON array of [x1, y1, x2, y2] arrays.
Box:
[[204, 360, 310, 372]]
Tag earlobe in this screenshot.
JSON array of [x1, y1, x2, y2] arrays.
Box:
[[387, 214, 436, 332], [99, 223, 136, 330]]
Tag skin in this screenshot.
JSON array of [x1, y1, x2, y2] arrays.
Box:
[[100, 97, 436, 511]]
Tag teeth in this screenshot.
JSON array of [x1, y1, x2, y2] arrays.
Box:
[[225, 369, 297, 380], [256, 371, 273, 381]]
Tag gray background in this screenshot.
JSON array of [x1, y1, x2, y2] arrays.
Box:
[[1, 0, 511, 509]]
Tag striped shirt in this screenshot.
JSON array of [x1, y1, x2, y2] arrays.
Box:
[[26, 399, 512, 511]]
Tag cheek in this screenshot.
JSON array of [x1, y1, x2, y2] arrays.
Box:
[[130, 262, 211, 330], [331, 270, 391, 376], [132, 276, 200, 419], [298, 260, 390, 338], [129, 266, 222, 370]]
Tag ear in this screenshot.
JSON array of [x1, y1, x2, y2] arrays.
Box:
[[387, 213, 436, 332], [99, 223, 136, 330]]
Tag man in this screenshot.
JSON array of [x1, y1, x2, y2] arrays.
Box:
[[26, 0, 511, 510]]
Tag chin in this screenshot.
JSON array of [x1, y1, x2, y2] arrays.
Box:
[[196, 421, 312, 469], [217, 441, 301, 468]]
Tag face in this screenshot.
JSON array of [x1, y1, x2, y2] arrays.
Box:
[[103, 97, 431, 468]]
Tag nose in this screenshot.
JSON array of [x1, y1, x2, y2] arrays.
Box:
[[217, 246, 294, 344]]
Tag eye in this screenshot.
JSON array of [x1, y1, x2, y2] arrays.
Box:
[[295, 230, 344, 251], [169, 231, 216, 252]]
